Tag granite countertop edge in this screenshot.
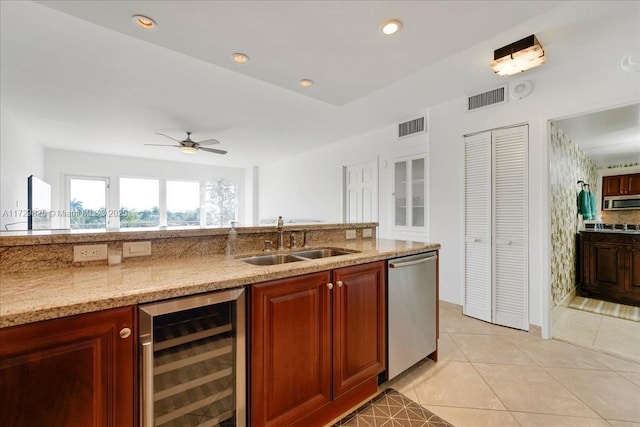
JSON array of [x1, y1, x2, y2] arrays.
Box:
[[580, 229, 640, 235], [0, 239, 440, 328]]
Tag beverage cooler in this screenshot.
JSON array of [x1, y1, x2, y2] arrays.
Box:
[[139, 288, 246, 427]]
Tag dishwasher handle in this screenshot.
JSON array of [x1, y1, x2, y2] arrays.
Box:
[[389, 254, 437, 269]]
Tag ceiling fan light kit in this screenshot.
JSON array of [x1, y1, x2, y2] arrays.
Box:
[[179, 146, 198, 154]]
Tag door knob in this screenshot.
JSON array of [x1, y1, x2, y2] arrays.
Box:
[[337, 280, 343, 288], [326, 283, 334, 290], [119, 327, 132, 339]]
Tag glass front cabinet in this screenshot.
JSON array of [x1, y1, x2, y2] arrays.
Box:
[[393, 154, 428, 234]]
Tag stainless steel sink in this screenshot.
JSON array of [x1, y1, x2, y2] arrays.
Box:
[[292, 248, 359, 259], [240, 247, 359, 265], [240, 254, 306, 266]]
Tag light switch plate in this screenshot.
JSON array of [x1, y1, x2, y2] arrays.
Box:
[[346, 229, 357, 240], [73, 244, 108, 262], [123, 241, 152, 257]]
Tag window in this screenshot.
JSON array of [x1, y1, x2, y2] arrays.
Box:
[[203, 179, 238, 227], [68, 177, 108, 229], [120, 178, 159, 228], [167, 180, 200, 227], [66, 175, 239, 230]]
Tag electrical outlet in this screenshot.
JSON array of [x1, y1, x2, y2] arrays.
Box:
[[362, 228, 373, 238], [73, 244, 108, 262], [123, 241, 151, 258], [346, 229, 357, 240]]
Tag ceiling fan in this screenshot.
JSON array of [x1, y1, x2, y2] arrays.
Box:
[[145, 131, 227, 155]]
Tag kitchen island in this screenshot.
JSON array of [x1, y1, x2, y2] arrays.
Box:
[[579, 229, 640, 306], [0, 225, 440, 427], [0, 238, 437, 327]]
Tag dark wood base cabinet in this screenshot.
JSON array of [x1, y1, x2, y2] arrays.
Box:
[[0, 306, 136, 427], [580, 231, 640, 306], [249, 261, 386, 427]]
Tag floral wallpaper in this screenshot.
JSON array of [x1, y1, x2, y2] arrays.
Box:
[[550, 123, 597, 307]]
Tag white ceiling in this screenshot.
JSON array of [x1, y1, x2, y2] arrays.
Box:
[[1, 1, 638, 168], [554, 104, 640, 168]]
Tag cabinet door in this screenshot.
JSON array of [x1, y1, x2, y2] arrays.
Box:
[[628, 248, 640, 293], [332, 262, 385, 398], [393, 154, 428, 232], [627, 174, 640, 194], [603, 175, 623, 196], [250, 272, 332, 427], [0, 306, 135, 427], [590, 243, 625, 292]]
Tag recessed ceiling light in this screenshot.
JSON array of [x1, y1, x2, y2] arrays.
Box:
[[381, 19, 402, 35], [132, 15, 157, 30], [232, 53, 250, 64], [299, 79, 314, 87]]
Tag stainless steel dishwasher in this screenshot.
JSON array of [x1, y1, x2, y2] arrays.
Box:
[[387, 251, 438, 380]]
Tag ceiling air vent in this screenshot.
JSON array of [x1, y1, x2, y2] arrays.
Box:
[[398, 116, 426, 138], [467, 85, 508, 112]]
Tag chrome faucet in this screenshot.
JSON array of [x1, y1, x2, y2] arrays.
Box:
[[276, 216, 285, 250]]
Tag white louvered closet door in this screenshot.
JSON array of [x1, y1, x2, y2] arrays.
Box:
[[464, 132, 492, 323], [492, 126, 528, 330], [463, 125, 528, 331]]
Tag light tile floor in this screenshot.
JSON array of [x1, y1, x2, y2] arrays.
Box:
[[553, 306, 640, 362], [385, 303, 640, 427]]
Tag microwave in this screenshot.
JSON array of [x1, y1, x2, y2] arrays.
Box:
[[603, 195, 640, 210]]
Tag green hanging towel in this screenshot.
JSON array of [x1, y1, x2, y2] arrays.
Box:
[[577, 189, 591, 219], [588, 190, 597, 220]]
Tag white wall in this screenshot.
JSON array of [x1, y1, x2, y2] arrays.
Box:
[[43, 149, 249, 228], [259, 4, 640, 335], [258, 124, 428, 233], [0, 107, 45, 231]]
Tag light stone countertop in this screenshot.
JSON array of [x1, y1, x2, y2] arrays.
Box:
[[0, 239, 439, 328]]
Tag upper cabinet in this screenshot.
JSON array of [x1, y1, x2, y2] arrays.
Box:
[[603, 173, 640, 196], [393, 154, 428, 233]]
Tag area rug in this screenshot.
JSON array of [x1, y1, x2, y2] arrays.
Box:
[[332, 388, 454, 427], [569, 296, 640, 322]]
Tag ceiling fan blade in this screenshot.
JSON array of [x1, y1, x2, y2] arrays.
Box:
[[199, 146, 228, 155], [195, 138, 221, 146], [155, 133, 182, 143], [144, 144, 182, 147]]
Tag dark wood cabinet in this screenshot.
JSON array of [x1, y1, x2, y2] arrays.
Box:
[[0, 306, 136, 427], [250, 262, 385, 427], [580, 231, 640, 306], [603, 173, 640, 196], [332, 263, 385, 398]]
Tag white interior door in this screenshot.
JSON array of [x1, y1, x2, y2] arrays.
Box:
[[344, 160, 378, 223], [464, 132, 492, 323], [464, 125, 529, 330], [492, 126, 529, 330]]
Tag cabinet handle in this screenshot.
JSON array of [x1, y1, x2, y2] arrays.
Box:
[[337, 280, 343, 288], [119, 327, 132, 339], [326, 282, 334, 290]]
